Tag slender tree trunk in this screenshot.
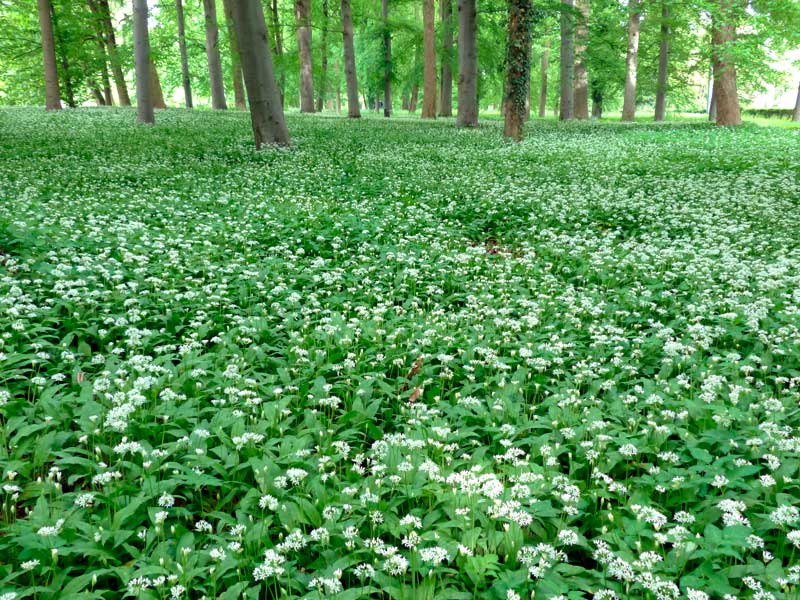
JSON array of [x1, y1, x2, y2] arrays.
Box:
[[175, 0, 193, 108], [317, 0, 330, 112], [295, 0, 315, 112], [37, 0, 61, 110], [591, 87, 602, 118], [572, 0, 589, 119], [503, 0, 533, 141], [340, 0, 361, 117], [203, 0, 228, 109], [231, 0, 290, 147], [100, 63, 113, 105], [87, 0, 114, 105], [439, 0, 453, 116], [621, 0, 640, 122], [410, 83, 419, 112], [382, 0, 392, 116], [712, 0, 741, 126], [559, 0, 574, 120], [654, 0, 669, 121], [335, 58, 342, 112], [222, 0, 246, 110], [89, 80, 105, 105], [422, 0, 437, 118], [271, 0, 286, 106], [456, 0, 478, 126], [133, 0, 154, 124], [99, 0, 130, 105], [708, 87, 717, 121], [538, 39, 549, 118], [50, 3, 76, 108], [149, 57, 166, 109], [793, 81, 800, 122]]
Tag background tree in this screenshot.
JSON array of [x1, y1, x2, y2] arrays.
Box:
[[222, 0, 246, 110], [559, 0, 574, 120], [621, 0, 641, 121], [295, 0, 315, 112], [341, 0, 361, 117], [133, 0, 153, 124], [573, 0, 589, 119], [503, 0, 533, 140], [653, 0, 669, 121], [202, 0, 227, 110], [421, 0, 437, 118], [37, 0, 61, 110], [711, 0, 740, 125], [456, 0, 478, 126], [174, 0, 193, 108], [440, 0, 453, 116], [382, 0, 392, 116]]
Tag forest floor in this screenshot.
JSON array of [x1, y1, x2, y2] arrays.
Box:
[[1, 108, 799, 600]]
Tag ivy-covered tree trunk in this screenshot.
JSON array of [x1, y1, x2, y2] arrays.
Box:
[[340, 0, 361, 117], [559, 0, 574, 121], [793, 81, 800, 122], [99, 0, 130, 106], [295, 0, 315, 112], [149, 57, 166, 109], [572, 0, 589, 120], [231, 0, 290, 147], [439, 0, 453, 116], [711, 0, 741, 126], [271, 0, 285, 106], [317, 0, 330, 111], [382, 0, 392, 117], [456, 0, 478, 127], [422, 0, 437, 118], [202, 0, 228, 110], [175, 0, 193, 108], [36, 0, 61, 110], [133, 0, 154, 124], [503, 0, 533, 141], [654, 0, 669, 122], [621, 0, 640, 122], [222, 0, 246, 110], [538, 39, 549, 118]]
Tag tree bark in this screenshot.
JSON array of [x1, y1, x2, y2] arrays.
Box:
[[133, 0, 154, 124], [711, 0, 741, 126], [175, 0, 193, 108], [572, 0, 588, 120], [89, 77, 105, 105], [439, 0, 453, 116], [456, 0, 478, 127], [410, 82, 419, 112], [87, 0, 114, 105], [503, 0, 533, 141], [222, 0, 246, 110], [271, 0, 286, 106], [559, 0, 574, 120], [203, 0, 228, 109], [341, 0, 361, 117], [317, 0, 330, 111], [422, 0, 437, 118], [149, 57, 166, 109], [49, 2, 75, 108], [335, 58, 342, 112], [538, 39, 549, 118], [793, 81, 800, 122], [654, 0, 669, 121], [295, 0, 315, 112], [382, 0, 392, 117], [621, 0, 640, 122], [231, 0, 290, 147], [99, 0, 130, 105], [591, 87, 602, 118]]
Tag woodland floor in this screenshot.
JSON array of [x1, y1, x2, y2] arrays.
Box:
[[1, 108, 800, 600]]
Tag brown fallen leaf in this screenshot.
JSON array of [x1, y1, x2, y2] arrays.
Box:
[[409, 387, 423, 403], [76, 372, 85, 384]]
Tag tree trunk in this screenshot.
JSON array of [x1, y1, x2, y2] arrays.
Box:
[[456, 0, 478, 126], [421, 0, 437, 118], [99, 0, 130, 105], [295, 0, 315, 112], [708, 87, 717, 121], [591, 88, 602, 118], [621, 0, 640, 122], [222, 0, 246, 110], [439, 0, 453, 116], [49, 2, 75, 108], [133, 0, 154, 124], [149, 57, 166, 109], [36, 0, 61, 110], [231, 0, 290, 147], [572, 0, 588, 119], [538, 39, 549, 118], [382, 0, 392, 117], [711, 0, 741, 126], [654, 0, 669, 121], [203, 0, 228, 109], [793, 81, 800, 122], [335, 58, 342, 112], [317, 0, 330, 112], [559, 0, 574, 120], [101, 63, 113, 105], [503, 0, 533, 141], [271, 0, 286, 106], [87, 0, 114, 105], [88, 74, 105, 105], [175, 0, 193, 108], [340, 0, 361, 117]]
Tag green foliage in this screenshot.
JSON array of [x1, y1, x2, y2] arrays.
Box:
[[0, 108, 799, 599]]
